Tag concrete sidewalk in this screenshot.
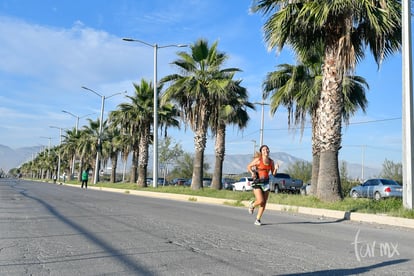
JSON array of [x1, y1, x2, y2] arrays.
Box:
[[67, 183, 414, 230]]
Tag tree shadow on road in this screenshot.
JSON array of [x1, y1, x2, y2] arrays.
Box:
[[20, 189, 154, 275]]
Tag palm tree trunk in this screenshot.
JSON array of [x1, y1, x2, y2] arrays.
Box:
[[191, 128, 207, 190], [137, 125, 150, 187], [192, 148, 204, 190], [110, 153, 118, 183], [121, 149, 129, 182], [316, 50, 343, 202], [130, 148, 138, 183], [310, 153, 320, 196], [212, 123, 226, 190], [310, 111, 320, 196], [318, 150, 342, 200], [78, 157, 83, 182], [190, 108, 209, 190]]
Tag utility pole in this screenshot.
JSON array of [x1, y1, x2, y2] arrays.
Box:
[[402, 0, 414, 209], [253, 100, 269, 146]]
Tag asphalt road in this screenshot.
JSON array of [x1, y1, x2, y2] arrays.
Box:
[[1, 178, 413, 276]]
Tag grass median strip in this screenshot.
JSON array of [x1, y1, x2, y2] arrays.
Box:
[[59, 180, 414, 219]]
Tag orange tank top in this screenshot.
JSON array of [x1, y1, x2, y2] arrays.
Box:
[[257, 158, 273, 179]]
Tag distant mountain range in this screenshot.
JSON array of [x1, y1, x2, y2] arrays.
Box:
[[0, 145, 41, 172], [0, 144, 381, 180]]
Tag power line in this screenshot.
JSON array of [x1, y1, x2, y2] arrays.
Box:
[[343, 145, 401, 153], [265, 117, 402, 131], [228, 116, 402, 143], [347, 117, 402, 125]]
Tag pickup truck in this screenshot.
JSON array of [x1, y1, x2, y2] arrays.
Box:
[[269, 173, 303, 194]]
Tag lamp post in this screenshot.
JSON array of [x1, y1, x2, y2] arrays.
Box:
[[123, 37, 187, 187], [50, 126, 63, 182], [253, 100, 269, 146], [251, 140, 257, 157], [81, 86, 126, 184], [40, 136, 52, 179], [62, 110, 95, 134], [62, 110, 95, 177], [402, 0, 414, 209], [40, 136, 52, 155]]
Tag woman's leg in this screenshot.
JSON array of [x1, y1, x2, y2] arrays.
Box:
[[256, 190, 270, 220], [253, 188, 264, 207]]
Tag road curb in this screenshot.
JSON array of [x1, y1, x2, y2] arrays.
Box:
[[66, 183, 414, 230]]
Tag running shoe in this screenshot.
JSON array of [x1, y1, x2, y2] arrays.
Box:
[[248, 200, 254, 214], [254, 219, 262, 226]]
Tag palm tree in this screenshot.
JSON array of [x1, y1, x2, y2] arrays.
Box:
[[263, 53, 369, 196], [103, 123, 122, 183], [109, 108, 137, 183], [118, 133, 133, 182], [158, 101, 180, 139], [111, 79, 153, 187], [134, 81, 153, 187], [73, 128, 91, 182], [210, 78, 254, 190], [110, 97, 141, 184], [61, 128, 80, 179], [81, 118, 104, 182], [35, 150, 50, 179], [252, 0, 401, 201], [157, 100, 181, 180], [160, 38, 240, 190]]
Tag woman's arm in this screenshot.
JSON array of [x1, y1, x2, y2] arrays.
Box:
[[272, 161, 279, 175], [247, 158, 259, 178]]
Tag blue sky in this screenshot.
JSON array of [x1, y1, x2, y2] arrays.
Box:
[[0, 0, 403, 169]]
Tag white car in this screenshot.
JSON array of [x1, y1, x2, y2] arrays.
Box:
[[232, 177, 254, 191]]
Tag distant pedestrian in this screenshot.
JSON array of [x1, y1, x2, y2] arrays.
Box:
[[81, 169, 88, 189], [63, 172, 66, 183], [247, 145, 279, 226]]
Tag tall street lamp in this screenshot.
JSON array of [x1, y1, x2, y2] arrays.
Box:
[[81, 86, 126, 184], [40, 136, 52, 179], [40, 136, 52, 155], [253, 100, 269, 146], [402, 0, 414, 209], [62, 110, 95, 134], [62, 110, 95, 177], [50, 126, 63, 182], [251, 140, 257, 157], [122, 37, 187, 188]]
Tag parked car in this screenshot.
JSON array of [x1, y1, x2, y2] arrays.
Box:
[[172, 178, 187, 186], [349, 178, 402, 200], [269, 173, 303, 194], [157, 178, 168, 186], [181, 178, 211, 187], [232, 177, 253, 191], [146, 178, 168, 186], [222, 178, 236, 190], [203, 177, 212, 187]]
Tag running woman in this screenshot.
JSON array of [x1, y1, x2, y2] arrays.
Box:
[[247, 145, 279, 225]]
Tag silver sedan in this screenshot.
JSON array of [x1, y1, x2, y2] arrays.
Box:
[[349, 178, 402, 200]]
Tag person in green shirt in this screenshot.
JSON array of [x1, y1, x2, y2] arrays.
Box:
[[81, 169, 89, 189]]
